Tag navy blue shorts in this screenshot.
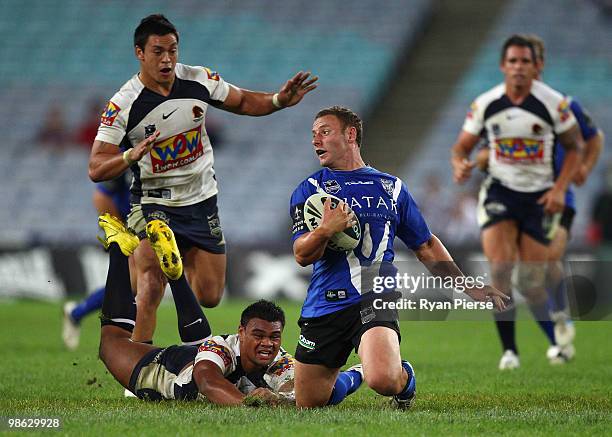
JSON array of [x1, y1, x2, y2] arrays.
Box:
[[128, 345, 199, 401], [477, 179, 560, 245], [128, 196, 226, 254]]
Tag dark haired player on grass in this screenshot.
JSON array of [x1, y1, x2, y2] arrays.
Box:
[[97, 214, 362, 405], [290, 106, 507, 409], [88, 14, 318, 345]]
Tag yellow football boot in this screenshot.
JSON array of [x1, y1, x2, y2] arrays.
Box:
[[146, 219, 183, 280], [97, 213, 140, 256]]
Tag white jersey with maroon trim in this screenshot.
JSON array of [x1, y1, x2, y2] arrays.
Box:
[[462, 80, 576, 192], [193, 334, 294, 394], [95, 63, 231, 207]]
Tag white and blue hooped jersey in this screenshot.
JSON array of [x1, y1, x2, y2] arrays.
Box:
[[290, 167, 432, 318]]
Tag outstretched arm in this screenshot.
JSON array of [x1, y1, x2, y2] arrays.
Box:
[[193, 360, 247, 405], [221, 71, 318, 116], [413, 235, 508, 310], [193, 361, 280, 406]]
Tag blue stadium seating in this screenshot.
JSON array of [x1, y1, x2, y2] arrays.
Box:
[[0, 0, 432, 245], [400, 0, 612, 246]]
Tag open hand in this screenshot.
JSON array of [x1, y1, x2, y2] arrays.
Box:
[[464, 284, 510, 311], [276, 72, 318, 107]]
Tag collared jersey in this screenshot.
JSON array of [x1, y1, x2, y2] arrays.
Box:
[[193, 334, 294, 394], [290, 167, 432, 318], [463, 80, 577, 192], [95, 63, 231, 207]]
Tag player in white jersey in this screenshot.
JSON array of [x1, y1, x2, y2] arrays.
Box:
[[88, 14, 318, 343], [474, 35, 604, 366], [451, 35, 584, 369], [97, 215, 364, 405]]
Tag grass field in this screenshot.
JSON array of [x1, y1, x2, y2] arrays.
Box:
[[1, 299, 610, 436]]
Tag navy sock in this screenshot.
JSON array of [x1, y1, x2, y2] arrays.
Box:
[[100, 244, 136, 333], [168, 274, 211, 344], [71, 287, 105, 323], [548, 279, 568, 313], [494, 306, 518, 353], [327, 368, 363, 406], [528, 301, 556, 345]]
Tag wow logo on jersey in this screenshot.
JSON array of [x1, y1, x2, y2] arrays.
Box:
[[150, 127, 204, 173], [101, 101, 120, 126], [494, 138, 544, 163]]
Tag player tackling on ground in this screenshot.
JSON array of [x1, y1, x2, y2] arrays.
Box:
[[289, 106, 507, 408], [96, 214, 362, 405]]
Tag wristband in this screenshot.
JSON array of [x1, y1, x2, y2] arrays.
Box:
[[123, 149, 135, 165], [272, 93, 283, 109]]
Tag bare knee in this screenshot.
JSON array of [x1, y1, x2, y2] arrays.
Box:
[[197, 290, 223, 308], [192, 278, 224, 308], [365, 369, 403, 396]]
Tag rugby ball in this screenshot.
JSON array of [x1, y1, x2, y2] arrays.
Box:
[[304, 192, 361, 251]]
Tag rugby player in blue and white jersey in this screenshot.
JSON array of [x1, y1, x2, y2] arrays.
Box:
[[451, 35, 585, 370], [289, 106, 507, 408], [474, 35, 604, 367], [88, 14, 318, 344]]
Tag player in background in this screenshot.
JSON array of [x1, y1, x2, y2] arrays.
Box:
[[451, 35, 584, 369], [88, 14, 318, 344], [62, 173, 132, 350], [475, 35, 604, 365], [96, 214, 362, 406], [290, 106, 507, 408]]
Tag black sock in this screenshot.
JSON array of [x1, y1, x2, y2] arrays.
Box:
[[494, 306, 517, 354], [168, 274, 211, 344], [100, 244, 136, 333]]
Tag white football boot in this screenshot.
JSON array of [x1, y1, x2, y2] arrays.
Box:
[[551, 311, 576, 347], [498, 350, 520, 370], [547, 344, 575, 365], [62, 301, 80, 350]]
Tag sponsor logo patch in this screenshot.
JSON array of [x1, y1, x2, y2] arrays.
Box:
[[192, 105, 204, 122], [204, 67, 220, 81], [494, 138, 544, 163], [466, 102, 477, 119], [144, 124, 156, 138], [298, 335, 316, 350], [485, 201, 507, 215], [199, 340, 232, 367], [150, 127, 204, 173], [325, 289, 348, 301], [101, 101, 120, 126], [291, 204, 305, 235], [381, 179, 395, 197], [558, 99, 571, 122], [323, 179, 341, 194]]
